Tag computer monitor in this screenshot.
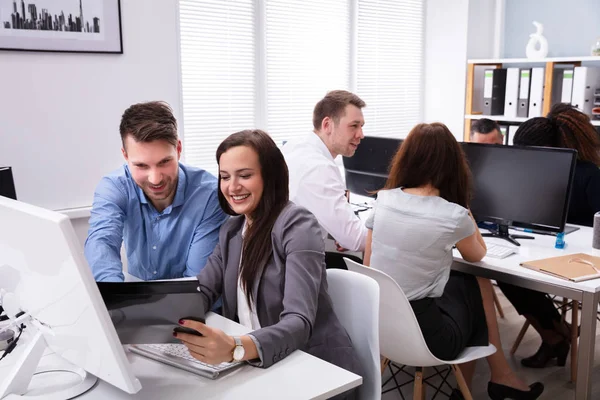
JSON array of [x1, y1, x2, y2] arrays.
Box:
[[461, 143, 577, 246], [0, 196, 141, 399], [343, 136, 402, 197], [0, 167, 17, 200]]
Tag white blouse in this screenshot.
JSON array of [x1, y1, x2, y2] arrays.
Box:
[[237, 222, 261, 330]]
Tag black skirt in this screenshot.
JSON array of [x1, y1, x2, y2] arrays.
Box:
[[409, 271, 489, 361]]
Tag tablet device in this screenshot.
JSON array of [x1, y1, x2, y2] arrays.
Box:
[[97, 281, 206, 344]]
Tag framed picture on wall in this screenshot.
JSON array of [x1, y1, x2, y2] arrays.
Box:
[[0, 0, 122, 53]]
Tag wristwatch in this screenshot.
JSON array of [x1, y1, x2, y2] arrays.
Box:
[[232, 336, 245, 361]]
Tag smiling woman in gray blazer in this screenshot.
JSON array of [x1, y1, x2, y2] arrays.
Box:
[[174, 129, 361, 398]]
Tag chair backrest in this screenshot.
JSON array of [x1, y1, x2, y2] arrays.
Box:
[[326, 269, 381, 400], [343, 258, 442, 367]]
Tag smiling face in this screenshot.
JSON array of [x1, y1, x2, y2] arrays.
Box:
[[218, 145, 264, 220], [321, 104, 365, 158], [122, 136, 182, 212]]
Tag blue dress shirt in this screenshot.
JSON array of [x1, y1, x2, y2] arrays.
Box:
[[85, 163, 228, 282]]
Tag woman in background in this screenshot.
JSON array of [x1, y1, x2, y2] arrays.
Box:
[[498, 103, 600, 368], [174, 129, 360, 399], [364, 123, 543, 400]]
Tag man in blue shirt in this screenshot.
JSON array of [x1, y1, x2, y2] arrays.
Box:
[[85, 101, 228, 282]]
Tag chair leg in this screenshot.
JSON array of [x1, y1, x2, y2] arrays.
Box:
[[571, 300, 579, 383], [510, 321, 530, 355], [451, 365, 473, 400], [413, 367, 426, 400], [380, 356, 390, 375], [492, 289, 505, 318]]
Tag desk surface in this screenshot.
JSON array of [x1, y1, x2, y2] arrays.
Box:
[[453, 226, 600, 293], [0, 313, 362, 400]]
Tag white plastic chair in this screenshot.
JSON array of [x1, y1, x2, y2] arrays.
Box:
[[344, 258, 496, 400], [327, 269, 381, 400]]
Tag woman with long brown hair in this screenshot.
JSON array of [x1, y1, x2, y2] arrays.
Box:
[[173, 129, 361, 399], [364, 123, 543, 400]]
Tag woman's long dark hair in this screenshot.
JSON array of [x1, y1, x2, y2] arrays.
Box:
[[514, 103, 600, 166], [384, 123, 472, 208], [216, 129, 289, 306]]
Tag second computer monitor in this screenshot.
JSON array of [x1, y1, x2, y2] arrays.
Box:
[[343, 136, 403, 197], [462, 143, 577, 235]]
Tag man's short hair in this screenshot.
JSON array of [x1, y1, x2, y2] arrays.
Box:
[[312, 90, 366, 131], [119, 101, 178, 148], [470, 118, 501, 137]]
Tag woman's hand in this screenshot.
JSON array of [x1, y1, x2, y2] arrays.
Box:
[[174, 319, 235, 365]]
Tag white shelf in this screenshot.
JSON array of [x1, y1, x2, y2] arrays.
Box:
[[467, 56, 600, 64], [465, 114, 600, 126], [465, 115, 528, 122]]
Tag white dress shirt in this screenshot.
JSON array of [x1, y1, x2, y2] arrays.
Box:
[[282, 133, 367, 251]]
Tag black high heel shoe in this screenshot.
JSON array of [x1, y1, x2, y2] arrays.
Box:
[[521, 340, 570, 368], [488, 382, 544, 400]]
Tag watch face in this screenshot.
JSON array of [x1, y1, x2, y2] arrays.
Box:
[[233, 345, 245, 361]]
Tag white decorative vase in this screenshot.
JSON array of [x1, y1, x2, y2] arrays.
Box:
[[525, 21, 548, 59]]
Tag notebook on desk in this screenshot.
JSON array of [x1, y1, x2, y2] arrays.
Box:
[[520, 253, 600, 282]]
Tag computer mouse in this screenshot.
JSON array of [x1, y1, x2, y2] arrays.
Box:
[[173, 316, 206, 337]]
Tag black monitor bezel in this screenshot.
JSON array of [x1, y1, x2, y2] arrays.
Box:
[[464, 142, 578, 234]]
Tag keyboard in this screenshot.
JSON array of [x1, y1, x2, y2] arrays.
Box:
[[128, 343, 243, 379], [485, 243, 517, 259]]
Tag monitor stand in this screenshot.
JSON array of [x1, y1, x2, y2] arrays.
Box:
[[0, 315, 97, 400], [481, 224, 534, 247]]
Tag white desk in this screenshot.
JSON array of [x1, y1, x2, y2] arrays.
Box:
[[0, 313, 362, 400], [452, 226, 600, 400]]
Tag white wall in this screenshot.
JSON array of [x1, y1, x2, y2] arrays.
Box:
[[0, 0, 183, 212], [423, 0, 470, 140], [504, 0, 600, 58], [424, 0, 499, 140]]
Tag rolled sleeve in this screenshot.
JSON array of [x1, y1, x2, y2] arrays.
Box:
[[296, 166, 367, 251], [84, 177, 127, 282]]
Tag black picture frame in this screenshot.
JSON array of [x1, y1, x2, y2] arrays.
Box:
[[0, 0, 123, 54]]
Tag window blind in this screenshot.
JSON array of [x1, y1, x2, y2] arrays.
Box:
[[179, 0, 256, 175], [357, 0, 424, 138], [264, 0, 350, 146]]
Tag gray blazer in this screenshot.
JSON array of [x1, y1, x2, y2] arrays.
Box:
[[197, 202, 362, 376]]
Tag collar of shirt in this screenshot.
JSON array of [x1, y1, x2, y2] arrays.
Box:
[[128, 164, 188, 215], [306, 132, 336, 163]]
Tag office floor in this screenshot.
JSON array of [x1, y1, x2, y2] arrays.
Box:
[[381, 287, 600, 399]]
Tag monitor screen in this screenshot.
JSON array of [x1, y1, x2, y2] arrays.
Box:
[[343, 136, 403, 197], [461, 143, 577, 233], [0, 167, 17, 200], [0, 196, 141, 396]]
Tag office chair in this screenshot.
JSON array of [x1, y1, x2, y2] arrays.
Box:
[[344, 258, 496, 400]]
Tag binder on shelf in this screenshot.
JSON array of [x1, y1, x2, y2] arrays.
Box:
[[483, 68, 507, 115], [507, 125, 519, 146], [517, 69, 531, 118], [528, 67, 544, 117], [503, 68, 520, 118], [561, 69, 574, 104], [571, 66, 600, 116]]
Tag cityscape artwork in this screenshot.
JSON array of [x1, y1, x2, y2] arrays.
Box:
[[0, 0, 122, 53]]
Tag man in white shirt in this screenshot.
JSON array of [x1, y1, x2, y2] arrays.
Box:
[[282, 90, 367, 251]]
